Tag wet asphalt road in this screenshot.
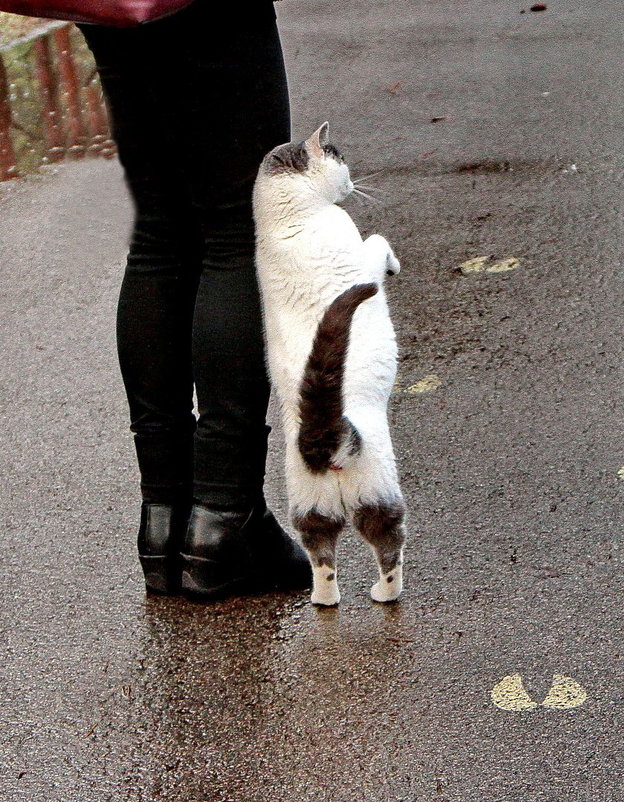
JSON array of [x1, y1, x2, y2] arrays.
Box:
[[1, 1, 623, 800]]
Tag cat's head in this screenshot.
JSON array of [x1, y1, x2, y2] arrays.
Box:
[[258, 123, 354, 204]]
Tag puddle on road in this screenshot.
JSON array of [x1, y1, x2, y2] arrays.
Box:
[[0, 22, 115, 181]]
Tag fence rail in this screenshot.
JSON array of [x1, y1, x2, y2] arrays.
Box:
[[0, 21, 114, 181]]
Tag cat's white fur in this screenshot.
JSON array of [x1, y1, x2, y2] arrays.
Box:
[[253, 123, 405, 605]]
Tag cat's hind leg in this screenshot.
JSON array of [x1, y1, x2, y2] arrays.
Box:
[[292, 508, 345, 606], [353, 498, 406, 602]]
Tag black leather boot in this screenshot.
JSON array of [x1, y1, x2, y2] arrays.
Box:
[[180, 503, 312, 600], [248, 506, 312, 592], [137, 503, 189, 595], [180, 506, 254, 599]]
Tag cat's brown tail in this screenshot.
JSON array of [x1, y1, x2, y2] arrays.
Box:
[[297, 283, 378, 473]]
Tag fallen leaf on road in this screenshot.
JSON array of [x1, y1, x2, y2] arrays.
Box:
[[405, 374, 442, 394], [459, 256, 490, 274], [486, 257, 520, 273], [387, 80, 402, 94], [459, 256, 520, 274]]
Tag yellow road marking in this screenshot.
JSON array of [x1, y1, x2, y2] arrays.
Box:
[[541, 674, 587, 709], [491, 673, 538, 711], [491, 673, 588, 711], [405, 374, 442, 394]]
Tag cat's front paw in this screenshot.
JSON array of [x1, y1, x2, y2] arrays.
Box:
[[386, 249, 400, 276]]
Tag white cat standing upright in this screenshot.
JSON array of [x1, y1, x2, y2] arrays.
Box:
[[253, 123, 406, 606]]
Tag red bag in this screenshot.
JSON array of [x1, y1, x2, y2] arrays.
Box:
[[0, 0, 196, 27]]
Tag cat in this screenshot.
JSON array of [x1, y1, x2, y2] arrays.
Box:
[[252, 122, 406, 606]]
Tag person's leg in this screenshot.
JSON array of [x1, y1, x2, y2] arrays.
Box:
[[82, 3, 288, 509], [79, 21, 202, 507], [79, 17, 209, 593], [177, 7, 290, 510], [81, 5, 310, 593], [167, 7, 309, 593]]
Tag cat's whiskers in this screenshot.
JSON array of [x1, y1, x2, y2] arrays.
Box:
[[351, 187, 382, 205], [352, 169, 384, 183], [353, 183, 387, 194]]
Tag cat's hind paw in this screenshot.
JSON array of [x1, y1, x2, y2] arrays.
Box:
[[311, 587, 341, 606], [370, 566, 403, 603], [311, 565, 341, 606]]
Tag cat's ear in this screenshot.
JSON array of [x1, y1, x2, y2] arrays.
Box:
[[306, 122, 330, 158]]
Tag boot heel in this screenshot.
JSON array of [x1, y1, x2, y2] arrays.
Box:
[[137, 503, 189, 595], [139, 554, 180, 595], [180, 553, 247, 599]]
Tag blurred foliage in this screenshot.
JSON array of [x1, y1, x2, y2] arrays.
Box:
[[0, 12, 48, 48], [1, 20, 112, 178]]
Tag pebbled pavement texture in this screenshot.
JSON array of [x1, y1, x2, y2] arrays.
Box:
[[0, 1, 622, 800]]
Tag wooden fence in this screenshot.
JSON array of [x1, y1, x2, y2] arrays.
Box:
[[0, 22, 114, 181]]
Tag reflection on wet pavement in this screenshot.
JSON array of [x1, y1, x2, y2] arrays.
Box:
[[1, 0, 623, 797], [0, 22, 114, 180]]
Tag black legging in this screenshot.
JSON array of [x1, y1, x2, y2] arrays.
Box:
[[79, 1, 290, 509]]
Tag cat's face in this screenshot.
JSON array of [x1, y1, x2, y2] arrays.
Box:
[[259, 123, 354, 204]]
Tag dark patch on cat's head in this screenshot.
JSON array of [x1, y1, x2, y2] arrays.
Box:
[[264, 141, 309, 175], [323, 143, 345, 164]]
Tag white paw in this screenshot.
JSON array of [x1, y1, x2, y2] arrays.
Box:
[[386, 249, 400, 276], [311, 565, 340, 606], [370, 566, 403, 603], [311, 585, 341, 606]]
